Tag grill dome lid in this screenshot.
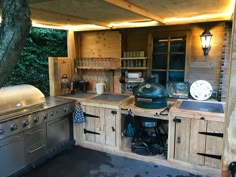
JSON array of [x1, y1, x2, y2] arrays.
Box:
[[0, 84, 45, 113], [135, 82, 167, 98]]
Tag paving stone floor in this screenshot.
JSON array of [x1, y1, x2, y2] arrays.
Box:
[[21, 146, 207, 177]]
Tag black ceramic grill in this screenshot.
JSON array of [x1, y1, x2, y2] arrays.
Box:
[[134, 82, 167, 109]]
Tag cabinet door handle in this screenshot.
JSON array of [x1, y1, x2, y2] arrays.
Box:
[[177, 137, 181, 143], [112, 126, 115, 132], [28, 144, 45, 154]]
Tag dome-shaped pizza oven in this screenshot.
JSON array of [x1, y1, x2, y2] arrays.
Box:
[[134, 82, 167, 109]]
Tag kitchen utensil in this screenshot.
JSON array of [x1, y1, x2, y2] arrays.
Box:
[[96, 83, 106, 94], [61, 74, 70, 95]]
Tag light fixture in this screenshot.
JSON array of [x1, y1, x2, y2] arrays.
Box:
[[200, 28, 213, 56]]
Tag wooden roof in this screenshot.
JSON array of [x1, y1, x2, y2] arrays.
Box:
[[11, 0, 236, 30]]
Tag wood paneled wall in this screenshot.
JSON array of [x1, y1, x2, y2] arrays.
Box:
[[79, 31, 121, 58], [71, 22, 229, 95], [220, 23, 232, 101], [188, 22, 225, 92], [121, 28, 149, 57], [221, 5, 236, 176], [120, 22, 227, 93], [76, 31, 122, 93]]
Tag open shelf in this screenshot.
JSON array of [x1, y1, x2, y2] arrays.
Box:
[[77, 66, 119, 70], [121, 57, 147, 60], [121, 67, 148, 70]]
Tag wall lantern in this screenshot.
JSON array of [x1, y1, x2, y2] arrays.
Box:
[[200, 28, 213, 56]]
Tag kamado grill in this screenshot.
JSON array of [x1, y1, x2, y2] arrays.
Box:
[[0, 84, 75, 177], [131, 81, 169, 156], [134, 82, 167, 109]]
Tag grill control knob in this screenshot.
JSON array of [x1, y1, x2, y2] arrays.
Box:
[[43, 113, 48, 120], [23, 120, 29, 127], [34, 116, 39, 123], [10, 124, 18, 131], [64, 107, 69, 113], [50, 111, 54, 116], [0, 128, 4, 135]]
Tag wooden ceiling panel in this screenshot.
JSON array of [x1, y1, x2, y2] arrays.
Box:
[[4, 0, 231, 30], [30, 0, 149, 23], [128, 0, 232, 18]]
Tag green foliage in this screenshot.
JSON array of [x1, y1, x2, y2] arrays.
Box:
[[3, 27, 67, 96]]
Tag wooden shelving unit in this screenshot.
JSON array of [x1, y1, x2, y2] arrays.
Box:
[[77, 66, 120, 70], [120, 57, 148, 69]]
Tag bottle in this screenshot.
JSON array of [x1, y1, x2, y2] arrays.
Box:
[[119, 69, 126, 83], [61, 74, 70, 95], [71, 68, 80, 93], [125, 69, 128, 83]]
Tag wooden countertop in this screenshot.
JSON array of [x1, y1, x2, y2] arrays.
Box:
[[61, 92, 134, 109], [120, 96, 170, 120], [62, 93, 225, 122], [121, 103, 169, 120], [81, 95, 133, 109]]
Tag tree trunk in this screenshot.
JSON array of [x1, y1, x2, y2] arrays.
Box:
[[0, 0, 31, 87]]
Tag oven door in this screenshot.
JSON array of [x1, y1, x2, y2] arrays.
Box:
[[47, 114, 72, 152], [24, 124, 47, 164], [0, 133, 25, 177]]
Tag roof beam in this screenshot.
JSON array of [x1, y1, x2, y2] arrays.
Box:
[[104, 0, 165, 24], [31, 8, 110, 27]]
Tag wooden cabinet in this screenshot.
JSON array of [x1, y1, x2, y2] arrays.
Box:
[[173, 116, 224, 168], [83, 105, 117, 147]]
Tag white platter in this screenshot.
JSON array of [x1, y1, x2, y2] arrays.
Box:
[[190, 80, 213, 100]]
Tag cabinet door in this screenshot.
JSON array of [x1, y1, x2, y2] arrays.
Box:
[[189, 119, 207, 165], [205, 121, 224, 168], [83, 105, 102, 144], [104, 108, 117, 147], [83, 106, 117, 147], [174, 117, 191, 162], [174, 117, 206, 165]]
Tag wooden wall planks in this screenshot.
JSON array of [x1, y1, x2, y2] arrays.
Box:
[[48, 57, 73, 96], [188, 22, 225, 92], [219, 23, 232, 101], [76, 31, 122, 93], [79, 31, 121, 58], [71, 21, 229, 95], [221, 5, 236, 177]]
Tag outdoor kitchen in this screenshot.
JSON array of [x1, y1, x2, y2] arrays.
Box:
[[1, 1, 236, 177]]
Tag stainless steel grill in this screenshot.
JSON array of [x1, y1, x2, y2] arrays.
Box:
[[0, 84, 46, 115], [0, 84, 75, 177]]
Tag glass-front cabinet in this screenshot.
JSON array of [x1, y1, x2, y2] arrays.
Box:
[[152, 36, 186, 86]]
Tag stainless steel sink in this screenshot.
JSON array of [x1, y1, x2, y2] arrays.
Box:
[[91, 93, 129, 102], [179, 100, 224, 113]]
